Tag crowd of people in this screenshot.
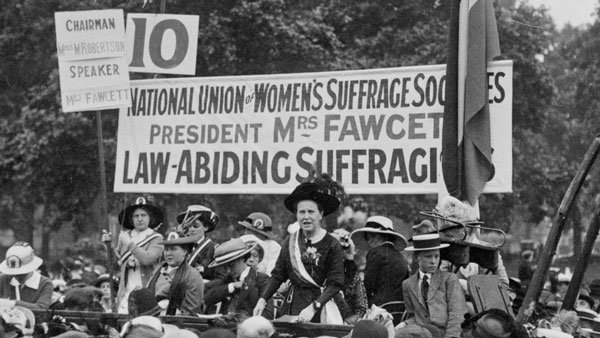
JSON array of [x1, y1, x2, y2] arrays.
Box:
[[0, 180, 598, 337]]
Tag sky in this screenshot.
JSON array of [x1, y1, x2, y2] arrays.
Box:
[[526, 0, 598, 28]]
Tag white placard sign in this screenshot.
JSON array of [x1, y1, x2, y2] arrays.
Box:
[[114, 61, 513, 195], [55, 9, 130, 112], [126, 14, 199, 75]]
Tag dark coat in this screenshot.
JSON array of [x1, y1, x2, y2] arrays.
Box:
[[204, 267, 273, 318], [364, 242, 410, 306]]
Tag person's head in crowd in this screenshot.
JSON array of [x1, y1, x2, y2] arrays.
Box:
[[118, 197, 164, 232], [351, 319, 388, 338], [578, 294, 596, 310], [178, 205, 219, 238], [589, 279, 600, 307], [62, 286, 104, 312], [245, 242, 264, 270], [0, 242, 44, 285], [91, 274, 118, 300], [127, 288, 161, 317], [120, 316, 164, 338], [406, 234, 449, 274], [521, 250, 535, 262], [350, 216, 408, 251], [239, 212, 277, 241], [163, 232, 196, 268], [236, 316, 275, 338], [200, 328, 236, 338], [239, 234, 266, 269], [164, 328, 199, 338], [209, 238, 257, 279], [557, 272, 571, 297], [549, 310, 579, 336], [460, 309, 515, 338], [284, 181, 340, 235]]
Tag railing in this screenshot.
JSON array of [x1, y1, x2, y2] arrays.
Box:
[[31, 309, 353, 337]]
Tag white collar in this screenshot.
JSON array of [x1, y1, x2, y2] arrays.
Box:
[[195, 235, 206, 244], [11, 271, 41, 290], [239, 266, 251, 282], [418, 270, 432, 281]]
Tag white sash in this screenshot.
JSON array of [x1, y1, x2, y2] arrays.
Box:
[[291, 232, 343, 325]]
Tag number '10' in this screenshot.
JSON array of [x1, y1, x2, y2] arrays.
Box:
[[129, 18, 189, 69]]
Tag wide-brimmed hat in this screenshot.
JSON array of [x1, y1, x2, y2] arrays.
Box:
[[161, 232, 200, 249], [208, 238, 257, 268], [405, 234, 449, 252], [283, 182, 340, 216], [238, 212, 276, 240], [350, 216, 408, 251], [176, 205, 219, 232], [469, 313, 512, 338], [578, 294, 597, 310], [0, 242, 43, 275], [351, 319, 388, 338], [91, 274, 119, 292], [577, 307, 599, 320], [128, 288, 162, 317], [118, 197, 164, 230]]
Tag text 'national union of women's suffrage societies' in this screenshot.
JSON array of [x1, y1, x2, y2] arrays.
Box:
[[114, 61, 513, 195]]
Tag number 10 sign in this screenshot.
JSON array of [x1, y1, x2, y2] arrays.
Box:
[[126, 14, 199, 75]]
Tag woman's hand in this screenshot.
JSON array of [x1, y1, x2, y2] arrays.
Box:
[[297, 304, 316, 323], [253, 298, 267, 316]]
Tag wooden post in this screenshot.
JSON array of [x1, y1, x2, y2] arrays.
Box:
[[562, 204, 600, 310], [95, 110, 117, 313], [516, 136, 600, 324]]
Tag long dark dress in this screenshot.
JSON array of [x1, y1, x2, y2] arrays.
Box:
[[364, 241, 410, 306], [261, 230, 345, 319]]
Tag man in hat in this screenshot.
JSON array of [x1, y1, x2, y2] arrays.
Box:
[[204, 238, 273, 318], [177, 205, 221, 280], [396, 234, 467, 338], [350, 215, 409, 306], [0, 242, 54, 309], [238, 212, 281, 276]]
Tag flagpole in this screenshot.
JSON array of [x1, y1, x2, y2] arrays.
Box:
[[96, 110, 117, 313], [515, 136, 600, 324], [561, 203, 600, 310]]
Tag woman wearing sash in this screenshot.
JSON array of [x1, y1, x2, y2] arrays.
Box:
[[253, 182, 345, 323], [110, 197, 165, 313]]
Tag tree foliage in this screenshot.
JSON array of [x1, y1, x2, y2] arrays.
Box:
[[0, 0, 593, 260]]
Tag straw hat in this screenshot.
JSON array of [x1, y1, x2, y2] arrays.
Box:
[[118, 197, 164, 230], [238, 212, 276, 240], [0, 242, 43, 275], [176, 205, 219, 232], [405, 234, 449, 252], [284, 182, 340, 216], [161, 232, 200, 248], [350, 216, 408, 251], [208, 238, 257, 268]]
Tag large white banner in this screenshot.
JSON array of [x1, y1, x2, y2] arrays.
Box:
[[114, 61, 512, 194]]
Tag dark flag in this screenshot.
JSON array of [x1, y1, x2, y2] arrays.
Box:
[[442, 0, 501, 205]]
